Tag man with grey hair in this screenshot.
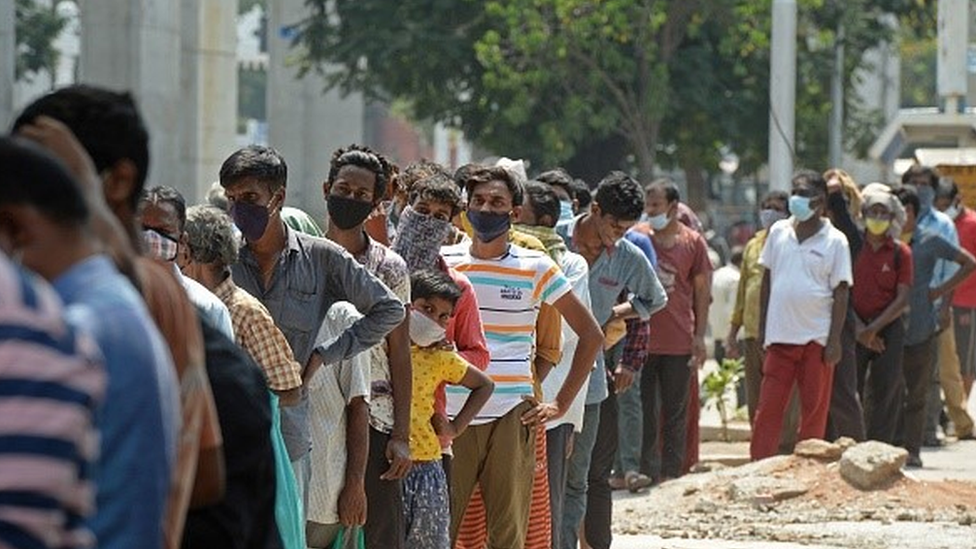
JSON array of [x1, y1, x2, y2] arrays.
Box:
[[181, 204, 303, 405]]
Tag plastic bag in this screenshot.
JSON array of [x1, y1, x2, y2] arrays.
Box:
[[270, 392, 305, 549]]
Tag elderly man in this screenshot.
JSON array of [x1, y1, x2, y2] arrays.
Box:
[[181, 204, 303, 405]]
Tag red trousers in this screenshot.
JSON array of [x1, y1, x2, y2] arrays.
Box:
[[750, 342, 835, 460]]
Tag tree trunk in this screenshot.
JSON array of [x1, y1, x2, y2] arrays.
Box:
[[682, 160, 708, 212], [632, 119, 661, 183]]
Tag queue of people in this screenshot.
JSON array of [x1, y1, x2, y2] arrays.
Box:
[[2, 82, 974, 549]]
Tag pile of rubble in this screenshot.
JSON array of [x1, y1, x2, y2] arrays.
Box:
[[613, 440, 976, 548]]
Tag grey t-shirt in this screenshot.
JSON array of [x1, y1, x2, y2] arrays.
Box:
[[905, 229, 960, 346], [233, 226, 405, 459]]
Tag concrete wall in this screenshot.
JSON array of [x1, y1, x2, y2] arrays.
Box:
[[266, 0, 365, 221]]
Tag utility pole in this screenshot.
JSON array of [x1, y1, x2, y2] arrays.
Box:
[[768, 0, 797, 192], [0, 0, 14, 129], [829, 22, 846, 168]]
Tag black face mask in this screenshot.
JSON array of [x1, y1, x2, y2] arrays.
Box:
[[328, 195, 374, 230]]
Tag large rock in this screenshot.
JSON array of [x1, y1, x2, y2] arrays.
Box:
[[839, 441, 908, 489], [794, 438, 844, 461]]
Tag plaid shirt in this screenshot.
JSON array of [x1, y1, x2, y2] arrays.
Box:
[[620, 317, 651, 372], [214, 277, 303, 391]]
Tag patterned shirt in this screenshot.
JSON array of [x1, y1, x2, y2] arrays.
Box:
[[213, 277, 302, 392], [409, 347, 469, 461], [351, 236, 410, 434], [442, 243, 571, 423], [0, 255, 105, 549]]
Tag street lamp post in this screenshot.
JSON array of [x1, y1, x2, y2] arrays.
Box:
[[768, 0, 797, 192]]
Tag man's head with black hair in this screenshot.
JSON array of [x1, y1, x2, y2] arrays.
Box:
[[901, 165, 939, 189], [572, 179, 592, 211], [518, 180, 562, 228], [644, 177, 681, 230], [13, 84, 150, 222], [762, 190, 790, 212], [537, 168, 575, 201], [409, 172, 462, 221], [398, 160, 449, 210], [895, 184, 921, 234], [220, 145, 288, 193], [457, 164, 523, 207], [584, 171, 645, 247], [0, 136, 91, 279], [324, 144, 395, 205]]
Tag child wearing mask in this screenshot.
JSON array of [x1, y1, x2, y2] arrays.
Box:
[[403, 270, 494, 549]]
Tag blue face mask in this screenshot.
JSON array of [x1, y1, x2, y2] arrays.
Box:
[[466, 210, 511, 242], [558, 201, 575, 224], [788, 195, 817, 222], [647, 212, 670, 230], [759, 209, 788, 229]]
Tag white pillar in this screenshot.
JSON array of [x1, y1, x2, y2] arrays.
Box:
[[828, 23, 845, 169], [181, 0, 239, 203], [938, 0, 968, 113], [267, 0, 365, 220], [768, 0, 797, 192], [0, 0, 14, 129], [79, 0, 182, 193]]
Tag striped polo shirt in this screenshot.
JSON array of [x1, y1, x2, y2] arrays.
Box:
[[442, 243, 570, 423], [0, 255, 105, 549]]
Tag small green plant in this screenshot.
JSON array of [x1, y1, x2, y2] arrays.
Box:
[[702, 358, 745, 442]]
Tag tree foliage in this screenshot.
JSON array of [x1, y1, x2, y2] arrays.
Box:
[[296, 0, 935, 184], [15, 0, 68, 83]]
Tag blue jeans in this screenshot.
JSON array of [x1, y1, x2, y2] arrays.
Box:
[[614, 369, 643, 476], [560, 403, 601, 549]]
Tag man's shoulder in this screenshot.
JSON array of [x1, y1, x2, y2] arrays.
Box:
[[507, 243, 558, 271]]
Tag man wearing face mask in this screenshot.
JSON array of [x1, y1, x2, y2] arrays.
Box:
[[750, 170, 852, 461], [218, 145, 405, 529], [554, 171, 667, 549], [931, 179, 976, 441], [139, 186, 235, 340], [936, 180, 976, 402], [321, 144, 414, 549], [902, 165, 966, 447], [640, 179, 713, 481], [441, 164, 605, 549], [726, 191, 800, 451]]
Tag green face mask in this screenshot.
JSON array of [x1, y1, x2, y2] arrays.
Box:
[[865, 217, 891, 236]]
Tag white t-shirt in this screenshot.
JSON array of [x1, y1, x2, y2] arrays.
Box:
[[759, 218, 852, 347], [542, 251, 591, 433], [708, 264, 740, 338], [442, 243, 571, 424]]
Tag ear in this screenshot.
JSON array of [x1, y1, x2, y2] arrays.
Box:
[[572, 198, 579, 214], [321, 181, 330, 200], [590, 201, 602, 217], [0, 205, 35, 252], [102, 160, 139, 211], [510, 205, 522, 220]]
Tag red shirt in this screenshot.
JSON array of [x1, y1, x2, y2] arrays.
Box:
[[649, 224, 713, 355], [952, 208, 976, 308], [852, 237, 913, 321]]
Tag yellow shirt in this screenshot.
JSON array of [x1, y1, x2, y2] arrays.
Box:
[[410, 346, 470, 461], [731, 230, 767, 339]]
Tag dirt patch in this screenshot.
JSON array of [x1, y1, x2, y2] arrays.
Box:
[[613, 455, 976, 547]]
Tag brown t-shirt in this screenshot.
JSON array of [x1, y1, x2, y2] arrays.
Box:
[[136, 258, 222, 549], [649, 224, 713, 355]]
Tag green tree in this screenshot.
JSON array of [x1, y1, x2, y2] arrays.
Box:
[[15, 0, 68, 84], [295, 0, 933, 195]]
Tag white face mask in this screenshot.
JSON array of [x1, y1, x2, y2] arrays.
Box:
[[409, 309, 446, 348]]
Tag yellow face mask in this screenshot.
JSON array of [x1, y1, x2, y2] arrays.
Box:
[[865, 218, 890, 236]]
